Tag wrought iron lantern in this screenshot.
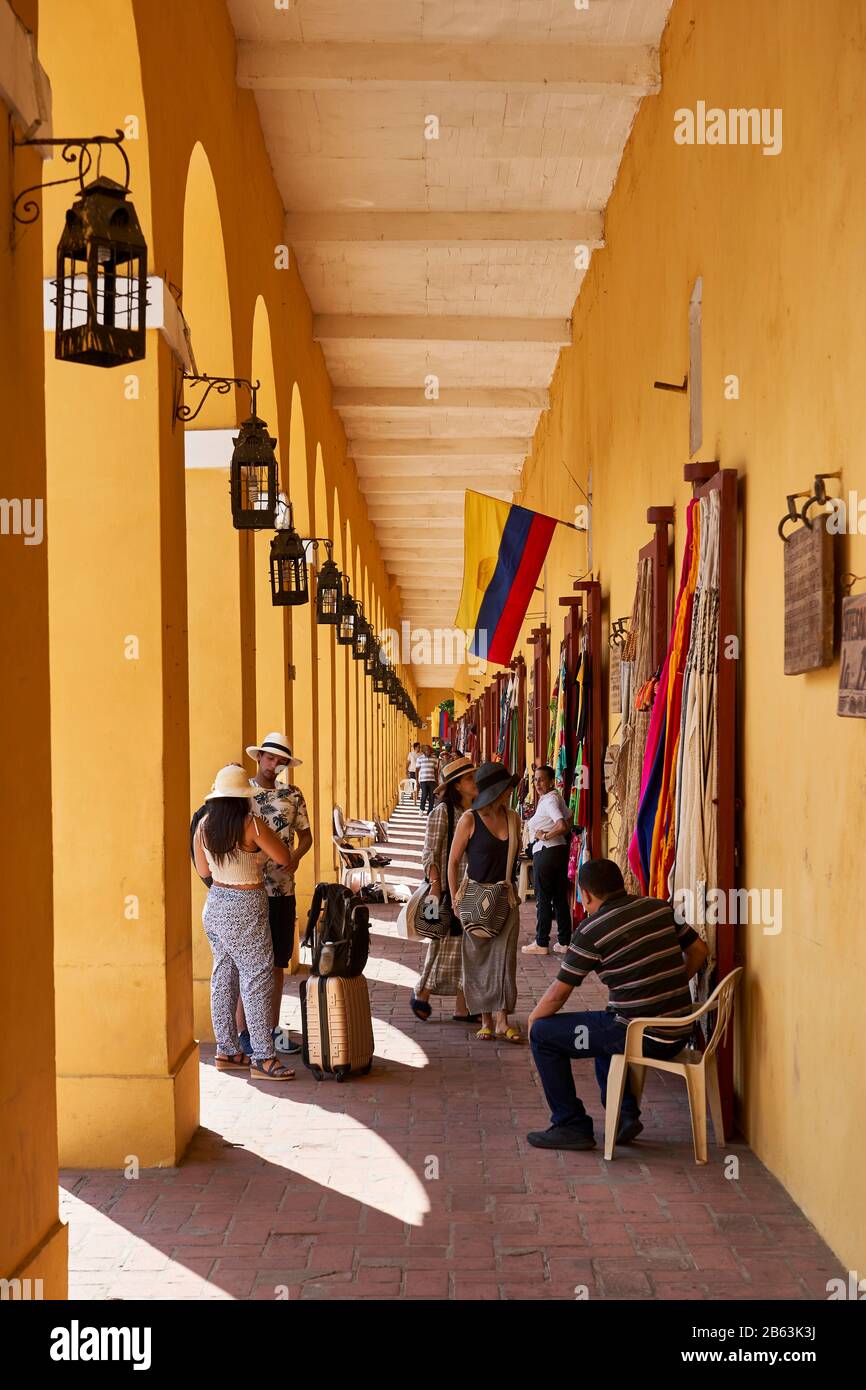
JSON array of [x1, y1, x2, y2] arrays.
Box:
[[314, 547, 342, 625], [373, 659, 388, 693], [335, 582, 357, 646], [230, 410, 278, 530], [364, 636, 379, 678], [269, 503, 309, 606], [11, 132, 149, 367], [353, 615, 371, 661]]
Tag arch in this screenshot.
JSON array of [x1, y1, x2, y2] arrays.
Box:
[[333, 492, 350, 810], [251, 295, 289, 741], [314, 447, 336, 860], [41, 0, 198, 1171], [287, 384, 318, 902], [182, 141, 240, 1039]]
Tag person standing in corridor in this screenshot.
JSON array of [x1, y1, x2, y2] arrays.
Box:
[[242, 731, 313, 1056], [522, 764, 574, 956], [417, 744, 439, 815]]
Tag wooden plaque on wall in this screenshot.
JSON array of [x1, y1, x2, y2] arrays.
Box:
[[609, 646, 622, 715], [838, 593, 866, 718], [783, 519, 834, 675]]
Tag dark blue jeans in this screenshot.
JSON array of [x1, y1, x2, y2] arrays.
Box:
[[530, 1009, 684, 1131], [419, 781, 436, 814]]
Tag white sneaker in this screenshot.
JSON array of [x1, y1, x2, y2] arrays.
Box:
[[521, 943, 549, 955], [552, 943, 569, 955]]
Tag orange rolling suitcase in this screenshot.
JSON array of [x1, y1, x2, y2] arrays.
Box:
[[300, 973, 374, 1082]]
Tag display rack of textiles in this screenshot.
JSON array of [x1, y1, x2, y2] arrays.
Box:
[[555, 581, 605, 916], [527, 623, 551, 767], [612, 507, 674, 893], [494, 658, 527, 782], [627, 465, 739, 1133]]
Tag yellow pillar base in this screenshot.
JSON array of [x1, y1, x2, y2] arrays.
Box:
[[57, 1042, 199, 1170], [8, 1220, 69, 1301]]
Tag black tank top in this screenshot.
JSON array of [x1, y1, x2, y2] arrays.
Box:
[[466, 810, 509, 883]]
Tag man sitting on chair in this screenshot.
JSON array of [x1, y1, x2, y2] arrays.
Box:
[[526, 858, 707, 1151]]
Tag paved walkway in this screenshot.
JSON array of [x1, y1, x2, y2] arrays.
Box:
[[61, 800, 843, 1300]]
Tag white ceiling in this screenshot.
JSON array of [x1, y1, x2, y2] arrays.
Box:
[[227, 0, 672, 686]]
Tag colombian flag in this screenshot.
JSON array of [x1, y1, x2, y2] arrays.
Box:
[[455, 490, 557, 666]]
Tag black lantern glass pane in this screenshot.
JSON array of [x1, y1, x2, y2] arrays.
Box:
[[230, 415, 278, 530], [353, 620, 369, 660]]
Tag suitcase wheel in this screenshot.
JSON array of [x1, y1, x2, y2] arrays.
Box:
[[310, 1066, 323, 1082], [361, 1062, 372, 1076], [335, 1066, 349, 1082]]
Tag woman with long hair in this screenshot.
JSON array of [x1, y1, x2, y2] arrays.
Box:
[[193, 765, 295, 1080], [410, 756, 480, 1024], [448, 762, 523, 1043]]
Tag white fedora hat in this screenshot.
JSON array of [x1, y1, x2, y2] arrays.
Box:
[[245, 731, 302, 767], [205, 765, 259, 801]]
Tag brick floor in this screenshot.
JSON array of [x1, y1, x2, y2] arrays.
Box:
[[60, 902, 844, 1301]]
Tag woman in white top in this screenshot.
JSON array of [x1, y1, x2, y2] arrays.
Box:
[[521, 765, 574, 955], [193, 765, 296, 1080]]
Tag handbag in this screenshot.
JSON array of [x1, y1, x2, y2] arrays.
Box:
[[455, 810, 519, 940], [396, 803, 455, 941]]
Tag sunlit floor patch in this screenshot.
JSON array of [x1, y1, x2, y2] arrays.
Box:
[[60, 1190, 232, 1300], [202, 1079, 431, 1227]]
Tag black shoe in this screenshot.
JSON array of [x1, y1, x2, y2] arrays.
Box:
[[616, 1117, 644, 1145], [527, 1124, 596, 1151]]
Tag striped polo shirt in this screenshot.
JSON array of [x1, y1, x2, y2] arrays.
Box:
[[417, 754, 438, 783], [557, 891, 699, 1042]]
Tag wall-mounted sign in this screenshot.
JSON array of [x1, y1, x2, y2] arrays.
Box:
[[838, 593, 866, 718], [609, 646, 622, 714], [783, 518, 834, 674]]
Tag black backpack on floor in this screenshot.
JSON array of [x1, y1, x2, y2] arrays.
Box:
[[302, 883, 370, 978]]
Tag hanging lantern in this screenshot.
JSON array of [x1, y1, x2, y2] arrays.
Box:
[[315, 551, 342, 624], [335, 584, 357, 646], [364, 637, 379, 678], [353, 615, 371, 661], [55, 172, 147, 368], [270, 523, 309, 606], [230, 413, 278, 529], [373, 660, 388, 693]]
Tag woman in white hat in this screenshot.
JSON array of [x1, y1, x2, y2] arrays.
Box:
[[192, 765, 296, 1081]]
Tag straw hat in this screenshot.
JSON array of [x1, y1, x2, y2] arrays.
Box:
[[472, 761, 519, 810], [205, 765, 259, 801], [245, 731, 302, 767], [433, 755, 476, 798]]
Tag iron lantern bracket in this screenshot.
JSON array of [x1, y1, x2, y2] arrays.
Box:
[[174, 372, 261, 424], [12, 129, 130, 226]]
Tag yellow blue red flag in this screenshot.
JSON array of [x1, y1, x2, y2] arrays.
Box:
[[455, 490, 557, 665]]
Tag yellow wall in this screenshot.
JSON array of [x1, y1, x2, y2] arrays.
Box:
[[0, 0, 67, 1299], [507, 0, 865, 1270]]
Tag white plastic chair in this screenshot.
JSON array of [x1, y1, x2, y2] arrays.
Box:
[[333, 838, 390, 903], [604, 967, 742, 1164]]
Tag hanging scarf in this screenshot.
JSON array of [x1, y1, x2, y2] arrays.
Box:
[[628, 500, 701, 891]]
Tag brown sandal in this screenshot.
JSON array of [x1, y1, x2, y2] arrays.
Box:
[[215, 1052, 250, 1071], [249, 1056, 295, 1082]]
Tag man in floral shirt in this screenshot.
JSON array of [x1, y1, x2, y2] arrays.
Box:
[[243, 731, 313, 1056]]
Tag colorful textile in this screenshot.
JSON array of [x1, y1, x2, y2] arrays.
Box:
[[455, 491, 557, 665], [627, 499, 701, 894]]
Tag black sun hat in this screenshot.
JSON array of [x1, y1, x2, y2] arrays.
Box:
[[473, 761, 519, 810]]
